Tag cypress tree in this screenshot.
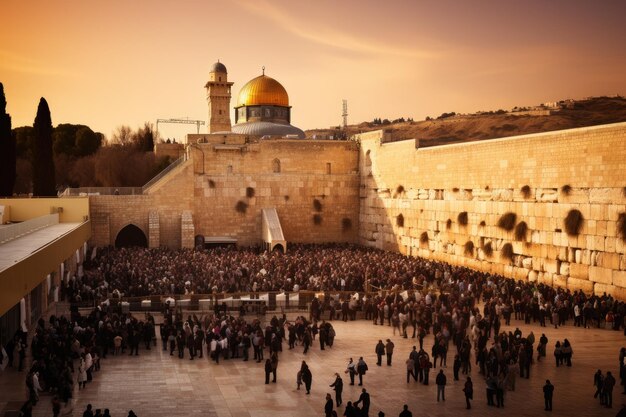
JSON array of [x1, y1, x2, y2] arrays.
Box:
[[32, 97, 56, 196], [0, 82, 16, 197]]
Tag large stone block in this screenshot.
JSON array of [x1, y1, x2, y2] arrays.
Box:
[[589, 266, 613, 284], [613, 271, 626, 289], [553, 274, 568, 289], [567, 277, 594, 294], [569, 263, 589, 280], [544, 259, 559, 274]]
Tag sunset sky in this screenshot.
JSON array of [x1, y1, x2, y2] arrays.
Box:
[[2, 0, 626, 140]]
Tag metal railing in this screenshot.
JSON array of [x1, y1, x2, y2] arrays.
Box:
[[0, 213, 59, 244], [142, 154, 187, 193], [60, 187, 143, 196]]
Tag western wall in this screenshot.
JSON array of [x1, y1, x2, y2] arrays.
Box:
[[89, 136, 360, 249], [357, 122, 626, 298]]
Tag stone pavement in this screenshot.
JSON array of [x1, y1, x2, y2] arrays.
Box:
[[1, 314, 624, 417]]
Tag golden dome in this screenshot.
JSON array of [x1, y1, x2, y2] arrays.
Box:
[[237, 74, 289, 107]]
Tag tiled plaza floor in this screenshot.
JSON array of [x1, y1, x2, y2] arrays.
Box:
[[1, 312, 625, 417]]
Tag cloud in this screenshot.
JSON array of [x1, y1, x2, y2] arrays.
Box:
[[0, 49, 77, 77], [234, 0, 437, 60]]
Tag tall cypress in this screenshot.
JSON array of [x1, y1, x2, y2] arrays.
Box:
[[32, 97, 56, 196], [0, 83, 16, 197]]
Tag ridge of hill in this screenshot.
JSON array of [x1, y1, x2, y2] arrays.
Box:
[[306, 96, 626, 145]]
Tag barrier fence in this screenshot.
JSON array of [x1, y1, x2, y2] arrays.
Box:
[[64, 289, 427, 316]]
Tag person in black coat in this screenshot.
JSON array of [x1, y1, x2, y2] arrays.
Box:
[[375, 340, 385, 366], [264, 359, 272, 384], [325, 393, 334, 417], [330, 373, 343, 407], [301, 361, 313, 394], [354, 388, 370, 416], [543, 380, 554, 411]]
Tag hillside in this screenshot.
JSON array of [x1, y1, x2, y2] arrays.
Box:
[[306, 96, 626, 146]]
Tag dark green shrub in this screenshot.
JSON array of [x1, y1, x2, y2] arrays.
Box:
[[246, 187, 255, 198], [483, 241, 493, 257], [235, 200, 248, 214], [521, 185, 532, 198], [564, 209, 584, 236], [396, 214, 404, 227], [561, 184, 572, 196], [514, 221, 528, 241], [313, 214, 322, 225], [464, 241, 474, 256], [458, 211, 468, 226], [501, 243, 514, 261], [313, 199, 322, 212], [497, 212, 517, 231]]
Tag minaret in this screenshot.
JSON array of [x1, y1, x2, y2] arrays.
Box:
[[205, 61, 233, 133]]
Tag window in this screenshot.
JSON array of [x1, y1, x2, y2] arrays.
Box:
[[326, 163, 331, 174], [272, 159, 281, 173]]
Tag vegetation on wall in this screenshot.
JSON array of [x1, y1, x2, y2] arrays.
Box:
[[395, 185, 405, 197], [458, 211, 468, 226], [564, 209, 584, 236], [521, 185, 532, 198], [313, 199, 323, 212], [561, 184, 572, 196], [420, 231, 429, 245], [446, 219, 452, 230], [313, 214, 322, 225], [479, 220, 486, 227], [497, 212, 517, 231], [284, 195, 290, 201], [452, 187, 460, 192], [342, 218, 352, 231], [208, 179, 216, 188], [246, 187, 255, 198], [514, 221, 528, 241], [396, 214, 404, 228], [235, 200, 248, 214], [464, 240, 474, 256], [501, 243, 514, 262], [618, 213, 626, 242], [483, 241, 493, 257]]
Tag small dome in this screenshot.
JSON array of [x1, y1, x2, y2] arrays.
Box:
[[210, 61, 227, 73], [231, 121, 305, 138], [237, 74, 289, 107]]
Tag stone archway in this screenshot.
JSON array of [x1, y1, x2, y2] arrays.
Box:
[[115, 224, 147, 248], [272, 243, 285, 253]]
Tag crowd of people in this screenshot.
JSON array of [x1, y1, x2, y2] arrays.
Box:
[[4, 242, 626, 416]]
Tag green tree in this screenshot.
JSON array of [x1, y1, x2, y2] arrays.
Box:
[[133, 122, 156, 152], [75, 126, 102, 156], [32, 98, 56, 196], [0, 83, 16, 196]]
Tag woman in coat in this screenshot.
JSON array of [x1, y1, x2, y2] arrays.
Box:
[[301, 361, 312, 394], [463, 377, 474, 409]]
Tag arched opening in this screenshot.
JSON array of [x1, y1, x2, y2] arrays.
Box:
[[115, 224, 147, 248], [272, 158, 281, 173], [365, 150, 372, 167], [194, 235, 205, 250], [272, 244, 285, 253]]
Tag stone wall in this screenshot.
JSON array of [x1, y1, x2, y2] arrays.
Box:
[[88, 139, 360, 248], [357, 123, 626, 299]]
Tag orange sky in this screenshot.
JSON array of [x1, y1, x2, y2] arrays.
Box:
[[2, 0, 626, 140]]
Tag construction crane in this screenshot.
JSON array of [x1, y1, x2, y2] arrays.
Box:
[[342, 100, 348, 129], [156, 118, 205, 138]]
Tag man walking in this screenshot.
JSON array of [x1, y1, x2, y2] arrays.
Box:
[[436, 369, 447, 402], [385, 339, 395, 366], [398, 404, 412, 417], [543, 380, 554, 411], [375, 340, 385, 366], [354, 388, 370, 416], [330, 373, 343, 407], [325, 393, 334, 417]]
